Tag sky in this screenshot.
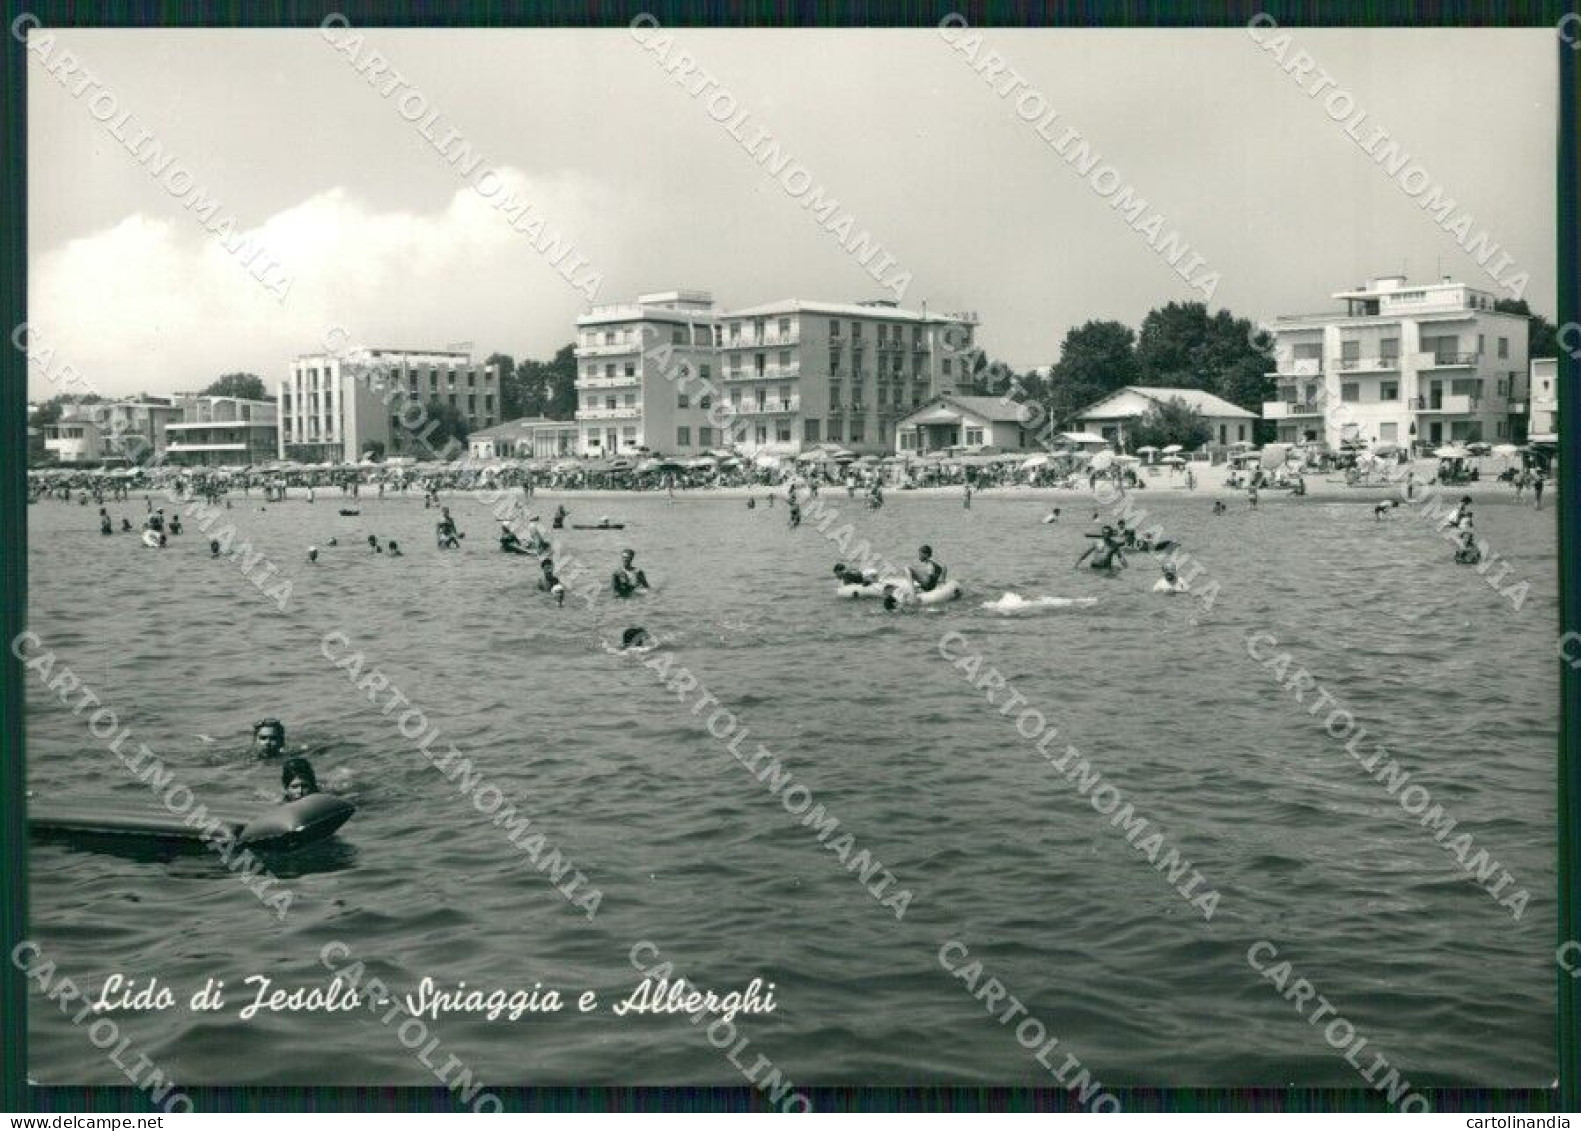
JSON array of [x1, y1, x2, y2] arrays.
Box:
[[26, 25, 1559, 398]]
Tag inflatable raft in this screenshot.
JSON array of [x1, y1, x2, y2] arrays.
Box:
[[30, 793, 355, 853]]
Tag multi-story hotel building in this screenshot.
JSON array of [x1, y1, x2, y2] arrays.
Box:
[[280, 348, 500, 462], [165, 395, 278, 467], [574, 291, 719, 458], [1263, 276, 1529, 451], [573, 290, 981, 457]]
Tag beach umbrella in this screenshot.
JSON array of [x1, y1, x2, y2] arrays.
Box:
[[1114, 454, 1141, 464], [1492, 443, 1521, 456], [1434, 446, 1471, 459], [552, 460, 580, 473], [1090, 450, 1115, 471], [1161, 444, 1183, 453], [1021, 454, 1052, 470], [1136, 445, 1160, 455], [1161, 455, 1186, 465]]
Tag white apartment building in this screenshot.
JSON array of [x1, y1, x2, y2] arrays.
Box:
[[573, 291, 981, 458], [43, 399, 180, 464], [280, 348, 500, 463], [1263, 276, 1529, 451], [1528, 357, 1557, 444], [165, 395, 278, 467], [574, 291, 719, 458]]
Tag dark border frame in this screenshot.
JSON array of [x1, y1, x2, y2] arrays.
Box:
[[2, 0, 1575, 1113]]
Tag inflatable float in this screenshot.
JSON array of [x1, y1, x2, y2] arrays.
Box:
[[339, 509, 360, 516], [573, 523, 625, 530], [1151, 578, 1189, 594], [140, 529, 163, 549], [982, 593, 1098, 614], [30, 793, 355, 854]]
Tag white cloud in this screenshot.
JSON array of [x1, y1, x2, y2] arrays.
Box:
[[29, 166, 627, 398]]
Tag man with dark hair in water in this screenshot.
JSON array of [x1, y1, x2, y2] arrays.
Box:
[[909, 545, 946, 592], [612, 549, 650, 597], [253, 719, 287, 759], [281, 757, 318, 802]]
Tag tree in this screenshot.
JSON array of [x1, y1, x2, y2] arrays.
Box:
[[1494, 298, 1558, 360], [1134, 302, 1274, 412], [201, 372, 269, 400], [1127, 397, 1213, 452], [415, 398, 471, 457], [503, 343, 578, 420], [1041, 320, 1140, 428]]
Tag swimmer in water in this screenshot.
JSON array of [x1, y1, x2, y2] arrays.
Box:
[[367, 535, 382, 554], [833, 562, 875, 586], [169, 515, 183, 534], [1153, 563, 1186, 593], [1043, 507, 1060, 524], [388, 540, 403, 557], [327, 537, 338, 547], [611, 549, 650, 597], [121, 518, 133, 532], [280, 756, 319, 802], [1454, 529, 1482, 564], [539, 558, 566, 606], [1374, 500, 1400, 520], [1212, 501, 1227, 515], [621, 627, 653, 650], [908, 545, 946, 593], [253, 718, 287, 759], [552, 505, 568, 530], [500, 523, 528, 554], [210, 539, 221, 557], [308, 546, 318, 563], [99, 508, 112, 535], [436, 507, 462, 549], [1075, 526, 1127, 571]]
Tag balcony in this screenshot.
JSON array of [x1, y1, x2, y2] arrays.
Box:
[[723, 366, 799, 382], [1262, 401, 1326, 419], [731, 398, 801, 415], [577, 405, 643, 420], [1421, 352, 1480, 368], [1508, 400, 1529, 414], [579, 373, 642, 389], [1410, 395, 1481, 413], [1336, 356, 1398, 372], [1274, 358, 1323, 377], [576, 340, 640, 357], [721, 331, 799, 349]]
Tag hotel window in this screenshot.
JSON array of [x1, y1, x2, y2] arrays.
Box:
[[828, 419, 843, 442], [604, 331, 616, 345], [700, 427, 714, 446], [899, 431, 915, 450], [1379, 422, 1398, 441], [754, 353, 766, 376], [830, 381, 842, 406], [850, 418, 865, 443], [672, 326, 685, 344], [1478, 334, 1485, 354], [624, 363, 636, 378], [729, 322, 741, 343], [700, 364, 711, 382], [1237, 425, 1247, 441], [852, 383, 865, 406], [779, 350, 791, 371], [485, 394, 493, 411], [700, 395, 712, 409], [804, 419, 820, 442], [1380, 382, 1398, 401], [467, 371, 476, 387], [1341, 383, 1359, 402], [877, 386, 887, 406], [468, 395, 476, 413], [623, 426, 637, 443], [942, 358, 952, 375], [852, 321, 863, 338], [778, 384, 791, 408], [729, 355, 742, 374], [677, 426, 691, 447], [754, 319, 766, 342], [623, 393, 636, 407], [830, 320, 842, 338], [730, 390, 741, 407], [606, 364, 616, 379], [1380, 337, 1398, 361], [755, 425, 768, 444], [965, 427, 984, 446], [1340, 340, 1360, 364], [678, 391, 690, 408], [586, 395, 597, 409], [1498, 337, 1509, 358], [830, 347, 842, 374], [776, 420, 792, 443], [755, 389, 767, 410], [605, 396, 617, 410], [430, 367, 440, 386]]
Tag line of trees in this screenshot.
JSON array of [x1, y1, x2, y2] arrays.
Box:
[[486, 345, 578, 422]]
